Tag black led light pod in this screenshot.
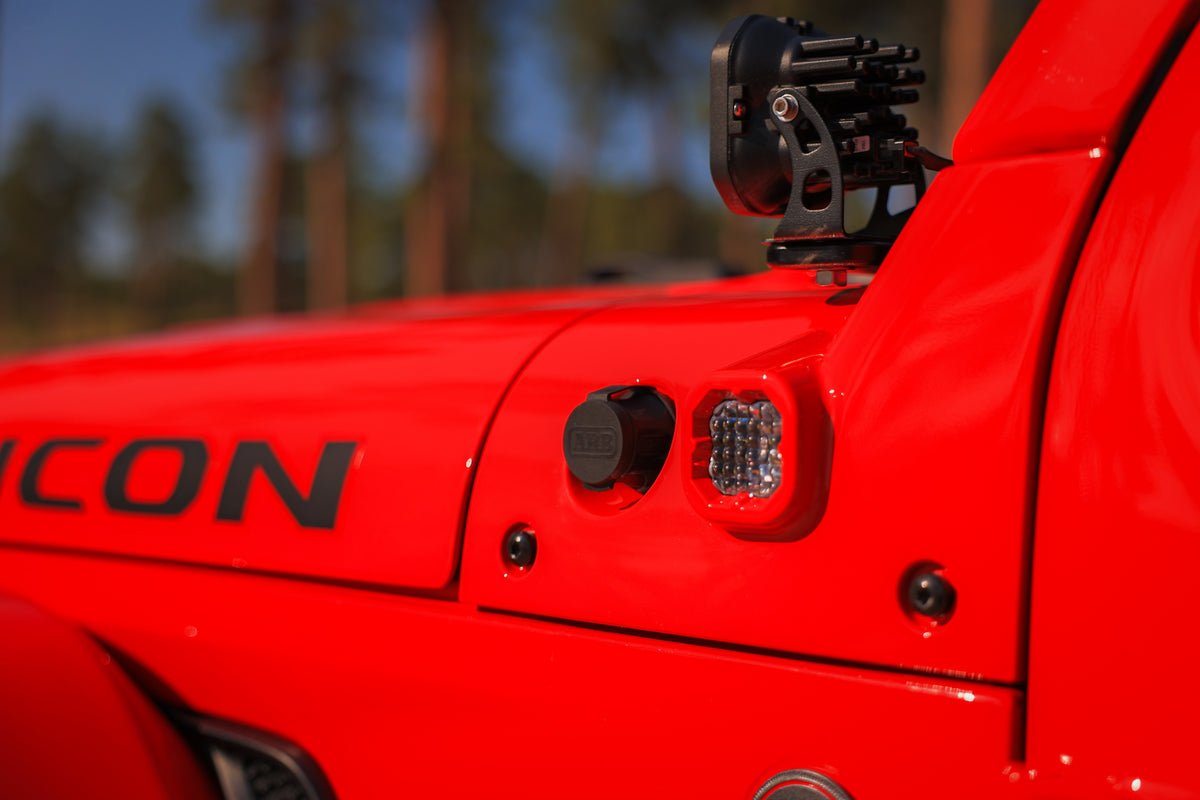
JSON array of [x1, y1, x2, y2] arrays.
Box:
[[711, 15, 940, 269]]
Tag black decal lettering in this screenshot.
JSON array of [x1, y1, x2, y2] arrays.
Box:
[[20, 438, 103, 510], [217, 441, 357, 529], [105, 439, 208, 515], [0, 439, 15, 484]]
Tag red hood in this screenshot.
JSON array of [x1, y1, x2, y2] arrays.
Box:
[[0, 271, 826, 591]]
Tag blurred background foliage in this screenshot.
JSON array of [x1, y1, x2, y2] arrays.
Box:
[[0, 0, 1037, 352]]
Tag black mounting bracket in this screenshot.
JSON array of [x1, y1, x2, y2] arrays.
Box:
[[711, 15, 939, 271]]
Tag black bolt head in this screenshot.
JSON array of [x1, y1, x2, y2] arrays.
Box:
[[908, 572, 954, 618], [503, 528, 537, 570]]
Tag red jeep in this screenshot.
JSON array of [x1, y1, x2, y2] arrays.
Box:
[[1, 0, 1198, 797]]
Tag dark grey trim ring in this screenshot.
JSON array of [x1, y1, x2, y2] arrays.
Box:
[[752, 768, 854, 800]]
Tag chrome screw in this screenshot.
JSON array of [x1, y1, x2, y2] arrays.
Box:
[[772, 94, 799, 122]]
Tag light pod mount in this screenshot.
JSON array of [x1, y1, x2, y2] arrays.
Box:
[[711, 15, 933, 269]]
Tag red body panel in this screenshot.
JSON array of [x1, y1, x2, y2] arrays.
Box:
[[0, 594, 216, 799], [462, 152, 1111, 685], [954, 0, 1195, 162], [0, 303, 622, 590], [1028, 21, 1200, 799], [1, 0, 1198, 797], [0, 548, 1023, 800]]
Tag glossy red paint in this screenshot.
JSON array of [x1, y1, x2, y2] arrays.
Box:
[[461, 150, 1115, 685], [1028, 21, 1200, 800], [460, 289, 869, 652], [0, 547, 1024, 800], [820, 150, 1116, 685], [954, 0, 1197, 163], [0, 0, 1197, 796], [0, 593, 216, 800], [0, 300, 636, 591]]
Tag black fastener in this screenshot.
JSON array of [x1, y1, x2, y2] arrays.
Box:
[[503, 528, 537, 571], [908, 572, 954, 618]]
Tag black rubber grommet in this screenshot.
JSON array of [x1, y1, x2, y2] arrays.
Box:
[[908, 572, 954, 618], [503, 528, 537, 570]]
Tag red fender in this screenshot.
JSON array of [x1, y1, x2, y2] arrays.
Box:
[[0, 593, 216, 799]]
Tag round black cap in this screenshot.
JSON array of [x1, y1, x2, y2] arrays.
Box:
[[562, 386, 673, 491]]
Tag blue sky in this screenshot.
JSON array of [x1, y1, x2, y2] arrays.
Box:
[[0, 0, 713, 266], [1, 0, 253, 259]]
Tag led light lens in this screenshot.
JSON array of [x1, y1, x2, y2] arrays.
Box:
[[708, 399, 782, 497]]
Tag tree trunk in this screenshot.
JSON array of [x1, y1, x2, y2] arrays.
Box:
[[404, 0, 473, 296], [239, 0, 292, 316], [131, 221, 171, 328], [536, 101, 601, 287], [536, 141, 594, 286], [306, 97, 349, 310], [938, 0, 993, 156]]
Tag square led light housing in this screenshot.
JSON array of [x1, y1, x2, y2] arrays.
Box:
[[682, 335, 833, 540]]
